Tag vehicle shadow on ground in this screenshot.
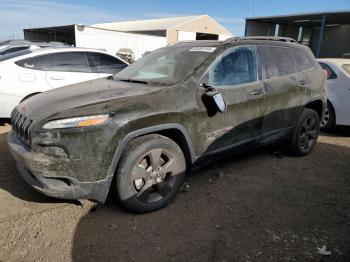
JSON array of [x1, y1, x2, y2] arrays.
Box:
[[71, 141, 350, 262], [0, 131, 79, 205], [321, 126, 350, 137]]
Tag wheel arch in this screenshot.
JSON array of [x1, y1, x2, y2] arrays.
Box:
[[101, 124, 196, 202], [303, 98, 324, 120], [20, 92, 41, 103], [113, 124, 196, 165]]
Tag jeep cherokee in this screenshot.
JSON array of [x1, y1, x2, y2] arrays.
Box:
[[8, 37, 327, 213]]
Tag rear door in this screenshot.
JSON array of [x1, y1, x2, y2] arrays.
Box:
[[259, 45, 305, 137], [46, 52, 99, 89], [196, 45, 266, 154], [87, 52, 128, 77]]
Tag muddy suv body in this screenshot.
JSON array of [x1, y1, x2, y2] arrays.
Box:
[[8, 37, 326, 212]]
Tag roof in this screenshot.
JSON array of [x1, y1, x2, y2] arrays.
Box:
[[246, 10, 350, 26], [170, 37, 301, 49], [93, 15, 224, 32]]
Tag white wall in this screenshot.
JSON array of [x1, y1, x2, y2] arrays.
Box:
[[75, 25, 167, 59], [219, 34, 231, 41], [177, 31, 196, 41]]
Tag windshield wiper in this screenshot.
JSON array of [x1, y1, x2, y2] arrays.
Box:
[[116, 78, 149, 85]]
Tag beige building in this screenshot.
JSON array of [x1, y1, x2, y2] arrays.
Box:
[[93, 15, 233, 44]]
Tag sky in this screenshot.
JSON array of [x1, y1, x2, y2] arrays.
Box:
[[0, 0, 350, 41]]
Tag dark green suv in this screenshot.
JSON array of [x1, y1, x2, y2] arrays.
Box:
[[8, 37, 327, 213]]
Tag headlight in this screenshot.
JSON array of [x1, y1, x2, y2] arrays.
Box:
[[42, 114, 110, 129]]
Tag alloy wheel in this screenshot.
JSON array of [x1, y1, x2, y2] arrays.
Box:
[[298, 116, 318, 152], [131, 148, 180, 203], [320, 107, 329, 127]]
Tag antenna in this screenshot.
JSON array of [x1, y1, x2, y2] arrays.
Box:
[[248, 0, 252, 17]]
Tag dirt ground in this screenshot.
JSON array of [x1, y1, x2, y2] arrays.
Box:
[[0, 121, 349, 262]]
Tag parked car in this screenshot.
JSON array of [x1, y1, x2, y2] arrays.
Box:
[[0, 40, 68, 56], [317, 59, 350, 131], [8, 37, 326, 213], [116, 48, 135, 64], [0, 47, 129, 118]]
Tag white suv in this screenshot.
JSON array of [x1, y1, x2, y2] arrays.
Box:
[[0, 47, 128, 118]]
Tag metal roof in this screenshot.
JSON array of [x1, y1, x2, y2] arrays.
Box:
[[246, 10, 350, 25], [93, 15, 210, 32], [246, 10, 350, 20]]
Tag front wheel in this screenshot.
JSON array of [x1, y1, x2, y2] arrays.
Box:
[[288, 108, 320, 156], [115, 134, 186, 213]]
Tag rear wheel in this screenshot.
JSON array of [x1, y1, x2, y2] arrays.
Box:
[[288, 108, 320, 156], [320, 103, 336, 132], [115, 134, 186, 213]]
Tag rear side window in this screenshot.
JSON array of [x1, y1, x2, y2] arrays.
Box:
[[208, 46, 257, 87], [341, 64, 350, 75], [88, 52, 127, 74], [52, 52, 91, 73], [15, 54, 52, 71], [293, 48, 314, 71], [319, 62, 337, 79], [259, 46, 299, 79]]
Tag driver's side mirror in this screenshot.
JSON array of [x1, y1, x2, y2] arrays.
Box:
[[201, 83, 227, 114]]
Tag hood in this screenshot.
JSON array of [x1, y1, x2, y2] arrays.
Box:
[[17, 78, 165, 121]]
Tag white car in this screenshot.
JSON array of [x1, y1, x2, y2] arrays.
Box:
[[318, 58, 350, 131], [0, 47, 128, 118]]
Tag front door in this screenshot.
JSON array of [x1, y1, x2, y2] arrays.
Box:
[[196, 46, 266, 155]]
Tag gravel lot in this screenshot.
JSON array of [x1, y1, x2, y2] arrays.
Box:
[[0, 121, 349, 262]]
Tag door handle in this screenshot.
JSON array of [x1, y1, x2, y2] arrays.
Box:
[[250, 89, 264, 96], [298, 80, 306, 87], [50, 76, 65, 80]]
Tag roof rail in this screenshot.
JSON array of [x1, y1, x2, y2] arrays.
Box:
[[224, 36, 298, 44], [168, 40, 221, 46]]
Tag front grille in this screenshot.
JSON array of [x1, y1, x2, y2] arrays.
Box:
[[11, 108, 33, 146]]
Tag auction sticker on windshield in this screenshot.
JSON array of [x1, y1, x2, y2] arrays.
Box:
[[189, 47, 216, 52]]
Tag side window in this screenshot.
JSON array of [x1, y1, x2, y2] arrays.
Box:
[[319, 62, 337, 80], [15, 54, 52, 71], [293, 48, 314, 71], [88, 53, 127, 74], [208, 46, 257, 87], [51, 52, 91, 73], [259, 46, 299, 79]]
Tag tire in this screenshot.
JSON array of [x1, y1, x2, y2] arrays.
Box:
[[115, 134, 186, 213], [320, 102, 336, 132], [288, 108, 320, 156]]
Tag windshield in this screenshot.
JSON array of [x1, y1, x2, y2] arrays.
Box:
[[341, 64, 350, 75], [115, 45, 217, 85]]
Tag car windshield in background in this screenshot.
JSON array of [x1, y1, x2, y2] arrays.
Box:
[[115, 46, 217, 85], [341, 64, 350, 75], [0, 49, 32, 61]]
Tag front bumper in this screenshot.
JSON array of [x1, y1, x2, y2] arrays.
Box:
[[7, 132, 112, 203]]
